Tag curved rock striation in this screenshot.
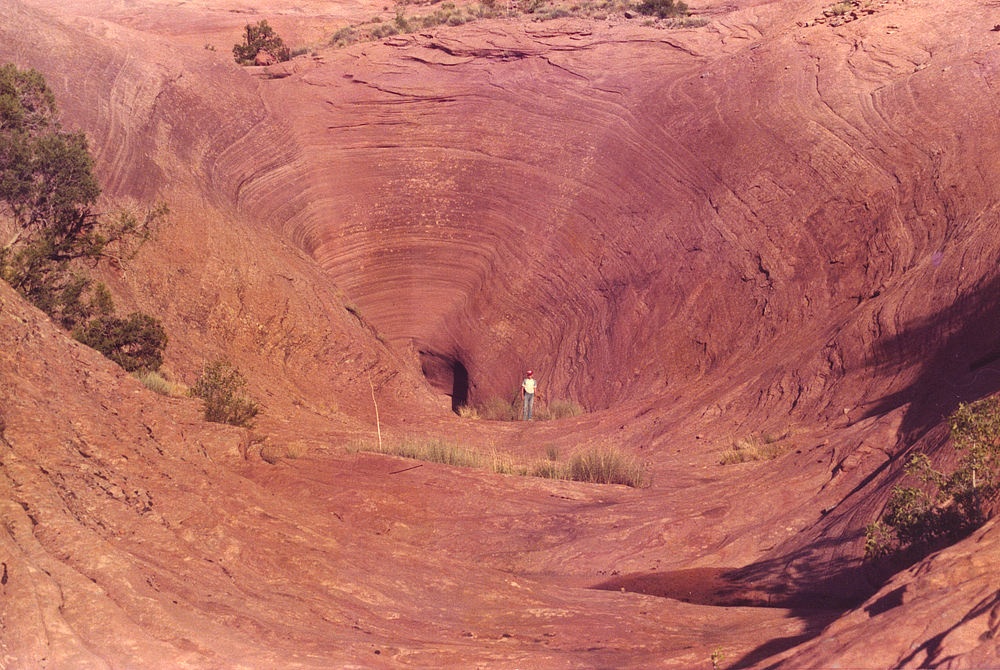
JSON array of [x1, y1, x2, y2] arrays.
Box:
[[253, 5, 1000, 425], [0, 0, 443, 428], [3, 0, 1000, 667]]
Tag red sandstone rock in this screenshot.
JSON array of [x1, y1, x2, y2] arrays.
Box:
[[3, 0, 1000, 667], [254, 49, 277, 66]]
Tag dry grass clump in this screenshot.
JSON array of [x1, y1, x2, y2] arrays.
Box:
[[565, 445, 651, 487], [674, 15, 708, 26], [486, 449, 523, 475], [259, 443, 285, 464], [529, 460, 562, 479], [478, 397, 519, 422], [349, 437, 650, 487], [259, 441, 308, 464], [719, 431, 792, 465], [132, 369, 186, 397], [460, 397, 583, 422], [535, 399, 585, 421], [349, 437, 485, 468]]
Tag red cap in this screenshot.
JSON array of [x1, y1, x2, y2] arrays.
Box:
[[527, 370, 533, 375]]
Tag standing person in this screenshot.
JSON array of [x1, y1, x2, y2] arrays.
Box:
[[521, 370, 537, 421]]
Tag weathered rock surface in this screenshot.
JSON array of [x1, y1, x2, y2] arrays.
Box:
[[3, 0, 1000, 667], [0, 279, 834, 669]]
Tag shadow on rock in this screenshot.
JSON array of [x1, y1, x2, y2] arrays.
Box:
[[592, 566, 862, 609], [862, 271, 1000, 441], [592, 556, 865, 669]]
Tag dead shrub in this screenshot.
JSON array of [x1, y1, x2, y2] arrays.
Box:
[[719, 431, 791, 465]]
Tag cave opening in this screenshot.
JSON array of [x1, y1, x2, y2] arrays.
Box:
[[419, 350, 471, 412], [451, 359, 469, 411]]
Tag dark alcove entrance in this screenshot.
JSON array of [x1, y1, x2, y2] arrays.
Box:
[[419, 351, 471, 412]]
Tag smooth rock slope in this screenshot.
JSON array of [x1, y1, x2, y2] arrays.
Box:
[[3, 0, 1000, 667]]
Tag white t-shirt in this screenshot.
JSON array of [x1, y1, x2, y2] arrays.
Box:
[[523, 378, 536, 394]]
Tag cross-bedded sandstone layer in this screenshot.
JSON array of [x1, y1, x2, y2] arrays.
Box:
[[253, 3, 1000, 428], [3, 0, 1000, 667]]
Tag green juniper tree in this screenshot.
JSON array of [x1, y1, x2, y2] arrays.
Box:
[[0, 63, 168, 371], [233, 20, 292, 65], [73, 293, 168, 373]]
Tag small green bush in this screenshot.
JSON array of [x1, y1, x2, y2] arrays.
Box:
[[330, 26, 357, 48], [394, 9, 412, 32], [634, 0, 688, 17], [369, 23, 399, 39], [189, 358, 260, 428], [536, 7, 573, 19], [865, 397, 1000, 560]]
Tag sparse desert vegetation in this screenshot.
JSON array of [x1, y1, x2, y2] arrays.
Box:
[[259, 441, 308, 464], [719, 431, 792, 465], [349, 437, 650, 487], [865, 397, 1000, 561], [0, 64, 169, 374], [189, 358, 261, 429], [325, 0, 701, 50], [132, 369, 186, 396], [564, 444, 651, 486], [6, 0, 1000, 665], [233, 20, 291, 64], [634, 0, 687, 18], [459, 397, 584, 421]]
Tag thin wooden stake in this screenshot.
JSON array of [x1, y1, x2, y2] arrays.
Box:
[[369, 373, 382, 450]]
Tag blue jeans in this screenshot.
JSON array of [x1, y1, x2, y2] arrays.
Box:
[[523, 393, 534, 420]]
